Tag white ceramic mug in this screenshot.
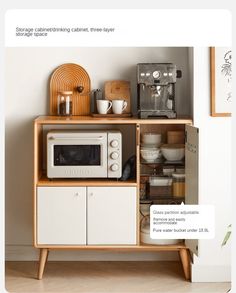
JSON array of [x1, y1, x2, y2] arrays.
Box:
[[96, 100, 112, 114], [112, 100, 128, 114]]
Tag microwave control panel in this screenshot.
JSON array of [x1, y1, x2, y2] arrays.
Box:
[[107, 132, 122, 178]]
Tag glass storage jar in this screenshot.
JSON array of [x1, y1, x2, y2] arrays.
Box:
[[57, 91, 73, 116], [140, 183, 147, 200], [172, 173, 185, 198]]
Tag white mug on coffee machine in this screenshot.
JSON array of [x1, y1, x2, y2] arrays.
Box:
[[96, 100, 112, 114], [112, 99, 128, 114]]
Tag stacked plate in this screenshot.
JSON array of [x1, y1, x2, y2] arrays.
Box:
[[140, 133, 162, 163]]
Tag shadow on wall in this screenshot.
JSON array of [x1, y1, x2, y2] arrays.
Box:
[[5, 117, 34, 244], [47, 68, 54, 114], [118, 65, 138, 115]]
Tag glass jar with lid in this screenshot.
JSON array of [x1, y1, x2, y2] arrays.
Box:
[[172, 173, 185, 198], [57, 91, 73, 116]]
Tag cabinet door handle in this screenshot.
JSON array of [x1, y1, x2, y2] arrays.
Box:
[[89, 193, 93, 197], [75, 193, 79, 196]]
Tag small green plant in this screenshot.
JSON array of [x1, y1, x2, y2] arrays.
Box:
[[221, 224, 231, 247], [221, 225, 232, 293]]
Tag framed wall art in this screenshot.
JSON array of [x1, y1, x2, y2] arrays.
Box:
[[210, 47, 232, 117]]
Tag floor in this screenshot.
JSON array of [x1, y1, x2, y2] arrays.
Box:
[[5, 261, 231, 293]]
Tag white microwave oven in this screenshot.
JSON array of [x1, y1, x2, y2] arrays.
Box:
[[47, 131, 122, 178]]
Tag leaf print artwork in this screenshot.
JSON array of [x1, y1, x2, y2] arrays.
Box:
[[210, 47, 232, 116], [221, 51, 232, 81], [221, 50, 232, 102]]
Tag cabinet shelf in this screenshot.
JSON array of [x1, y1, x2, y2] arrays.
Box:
[[34, 115, 192, 125], [37, 175, 138, 187], [140, 159, 164, 165], [143, 196, 185, 201], [140, 160, 185, 165]]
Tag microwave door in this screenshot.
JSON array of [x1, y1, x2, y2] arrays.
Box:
[[47, 134, 107, 178], [54, 145, 101, 166]]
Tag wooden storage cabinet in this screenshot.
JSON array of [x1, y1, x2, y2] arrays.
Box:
[[37, 187, 87, 245], [87, 187, 136, 245], [34, 116, 195, 281]]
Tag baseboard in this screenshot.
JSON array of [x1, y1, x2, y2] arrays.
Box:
[[191, 264, 231, 282], [5, 245, 179, 261]]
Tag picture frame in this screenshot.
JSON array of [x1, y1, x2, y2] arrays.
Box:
[[210, 47, 232, 117]]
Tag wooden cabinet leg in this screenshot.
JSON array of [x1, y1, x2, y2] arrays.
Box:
[[38, 248, 49, 280], [179, 248, 191, 281]]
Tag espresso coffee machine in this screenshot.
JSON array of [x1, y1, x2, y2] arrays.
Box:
[[137, 63, 182, 118]]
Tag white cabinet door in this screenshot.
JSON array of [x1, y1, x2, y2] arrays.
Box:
[[37, 187, 86, 245], [87, 187, 137, 245]]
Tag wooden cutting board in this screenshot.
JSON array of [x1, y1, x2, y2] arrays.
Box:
[[104, 80, 131, 114], [50, 63, 91, 115]]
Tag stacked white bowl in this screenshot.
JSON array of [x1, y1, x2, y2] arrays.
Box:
[[140, 133, 162, 163], [161, 144, 185, 162]]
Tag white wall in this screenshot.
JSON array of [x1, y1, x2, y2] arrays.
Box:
[[5, 47, 191, 261], [191, 48, 231, 282]]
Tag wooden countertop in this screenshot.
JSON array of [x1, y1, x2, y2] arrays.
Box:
[[34, 115, 193, 125]]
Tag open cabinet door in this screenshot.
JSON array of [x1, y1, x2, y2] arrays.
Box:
[[185, 124, 199, 256]]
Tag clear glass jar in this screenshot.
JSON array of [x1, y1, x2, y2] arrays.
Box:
[[57, 91, 73, 116], [172, 173, 185, 198]]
